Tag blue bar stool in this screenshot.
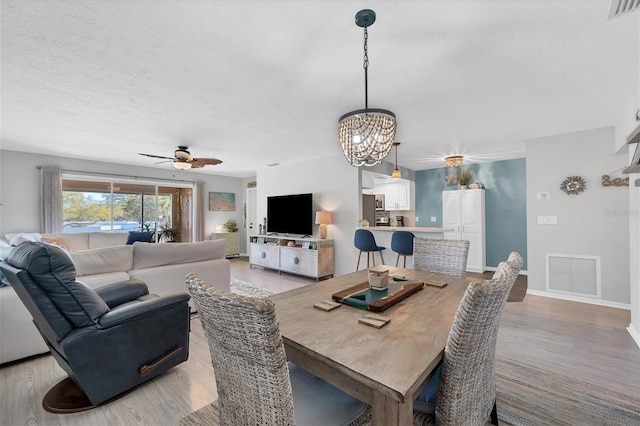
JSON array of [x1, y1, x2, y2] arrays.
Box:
[[391, 231, 415, 268], [354, 229, 385, 271]]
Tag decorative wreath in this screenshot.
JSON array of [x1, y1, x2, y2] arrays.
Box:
[[560, 176, 586, 195]]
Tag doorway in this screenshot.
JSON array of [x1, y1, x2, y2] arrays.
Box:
[[246, 187, 257, 252]]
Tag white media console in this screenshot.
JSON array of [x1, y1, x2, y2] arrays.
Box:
[[249, 235, 334, 280]]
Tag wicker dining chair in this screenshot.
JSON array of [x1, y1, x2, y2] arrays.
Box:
[[185, 273, 370, 426], [413, 238, 470, 277], [413, 252, 523, 426]]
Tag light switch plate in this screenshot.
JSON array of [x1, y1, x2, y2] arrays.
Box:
[[431, 216, 437, 222], [537, 192, 551, 200], [415, 217, 419, 222], [537, 215, 557, 225]]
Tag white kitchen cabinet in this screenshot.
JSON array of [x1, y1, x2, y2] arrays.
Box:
[[383, 179, 411, 210], [442, 189, 486, 272]]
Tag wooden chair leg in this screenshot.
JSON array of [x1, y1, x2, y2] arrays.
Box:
[[402, 255, 407, 268], [356, 251, 362, 271], [395, 253, 400, 267], [367, 252, 371, 268], [490, 400, 498, 425], [379, 251, 385, 265]]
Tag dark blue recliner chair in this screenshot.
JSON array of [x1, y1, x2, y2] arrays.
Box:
[[0, 242, 190, 412]]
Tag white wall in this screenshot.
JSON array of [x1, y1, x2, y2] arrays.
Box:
[[629, 156, 640, 344], [256, 154, 360, 277], [0, 150, 246, 244], [526, 127, 630, 305]]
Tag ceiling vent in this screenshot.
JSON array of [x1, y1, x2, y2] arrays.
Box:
[[607, 0, 640, 19]]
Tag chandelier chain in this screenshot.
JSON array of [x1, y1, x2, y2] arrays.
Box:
[[363, 27, 369, 70]]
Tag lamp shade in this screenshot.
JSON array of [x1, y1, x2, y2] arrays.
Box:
[[315, 211, 332, 239], [315, 211, 333, 225]]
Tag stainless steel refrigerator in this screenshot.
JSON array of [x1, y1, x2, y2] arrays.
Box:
[[362, 194, 376, 226]]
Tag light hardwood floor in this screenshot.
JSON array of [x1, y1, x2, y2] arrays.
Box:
[[1, 260, 639, 425]]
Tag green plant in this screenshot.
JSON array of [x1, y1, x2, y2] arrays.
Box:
[[457, 168, 474, 186], [159, 225, 178, 242], [224, 220, 238, 232]]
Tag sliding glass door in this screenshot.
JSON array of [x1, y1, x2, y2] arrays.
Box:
[[61, 178, 192, 242]]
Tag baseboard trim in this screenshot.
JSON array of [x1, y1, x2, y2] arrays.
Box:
[[627, 324, 640, 348], [526, 289, 630, 310]]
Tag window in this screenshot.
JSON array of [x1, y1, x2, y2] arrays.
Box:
[[61, 178, 192, 242]]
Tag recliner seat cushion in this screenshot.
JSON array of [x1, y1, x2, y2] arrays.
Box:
[[6, 242, 109, 327]]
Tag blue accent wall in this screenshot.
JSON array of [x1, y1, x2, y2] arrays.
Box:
[[415, 158, 527, 270]]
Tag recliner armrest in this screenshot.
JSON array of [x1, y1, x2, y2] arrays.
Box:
[[95, 279, 149, 308], [97, 292, 190, 328]]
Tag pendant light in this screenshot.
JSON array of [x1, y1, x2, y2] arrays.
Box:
[[339, 9, 397, 167], [391, 142, 401, 179]]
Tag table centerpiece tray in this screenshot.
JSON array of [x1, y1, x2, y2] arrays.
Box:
[[331, 280, 424, 312]]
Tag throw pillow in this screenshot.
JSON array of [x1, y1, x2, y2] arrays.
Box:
[[41, 237, 68, 251], [126, 231, 155, 245], [9, 233, 41, 246]]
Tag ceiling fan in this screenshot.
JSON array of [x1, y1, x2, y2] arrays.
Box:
[[138, 146, 222, 170]]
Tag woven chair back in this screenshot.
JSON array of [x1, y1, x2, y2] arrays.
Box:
[[413, 238, 470, 277], [435, 252, 523, 425], [185, 273, 295, 425]]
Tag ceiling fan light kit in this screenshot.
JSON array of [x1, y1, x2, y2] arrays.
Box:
[[339, 9, 397, 168], [173, 161, 192, 170]]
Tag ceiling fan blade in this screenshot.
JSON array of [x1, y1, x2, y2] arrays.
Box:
[[139, 153, 175, 160], [191, 158, 223, 168]]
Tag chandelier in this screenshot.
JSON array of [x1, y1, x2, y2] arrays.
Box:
[[339, 9, 397, 167], [444, 155, 464, 168]]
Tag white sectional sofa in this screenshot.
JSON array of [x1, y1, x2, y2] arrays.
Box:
[[0, 238, 230, 364]]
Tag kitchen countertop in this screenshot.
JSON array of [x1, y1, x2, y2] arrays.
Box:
[[364, 226, 454, 233]]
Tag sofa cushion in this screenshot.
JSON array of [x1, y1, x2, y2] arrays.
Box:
[[42, 233, 90, 251], [70, 245, 134, 276], [126, 231, 155, 245], [89, 232, 128, 249], [132, 240, 227, 270]]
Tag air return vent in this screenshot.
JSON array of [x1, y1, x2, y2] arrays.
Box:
[[607, 0, 640, 19], [546, 254, 601, 298]]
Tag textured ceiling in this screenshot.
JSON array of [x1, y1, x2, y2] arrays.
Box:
[[1, 1, 638, 178]]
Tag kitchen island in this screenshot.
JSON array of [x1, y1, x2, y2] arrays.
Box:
[[363, 226, 454, 268]]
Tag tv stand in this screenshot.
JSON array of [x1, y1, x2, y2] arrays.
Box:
[[249, 235, 334, 280]]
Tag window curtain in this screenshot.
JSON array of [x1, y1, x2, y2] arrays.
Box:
[[40, 165, 63, 233], [194, 180, 205, 241]]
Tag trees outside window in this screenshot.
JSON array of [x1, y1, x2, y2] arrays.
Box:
[[62, 180, 176, 237]]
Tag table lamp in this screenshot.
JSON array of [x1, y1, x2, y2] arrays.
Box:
[[315, 211, 333, 239]]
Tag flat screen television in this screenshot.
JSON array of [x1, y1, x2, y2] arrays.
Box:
[[267, 193, 313, 236]]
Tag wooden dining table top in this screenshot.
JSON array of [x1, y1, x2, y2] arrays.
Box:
[[270, 267, 472, 425]]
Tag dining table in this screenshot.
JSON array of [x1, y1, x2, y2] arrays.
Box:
[[270, 267, 473, 426]]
